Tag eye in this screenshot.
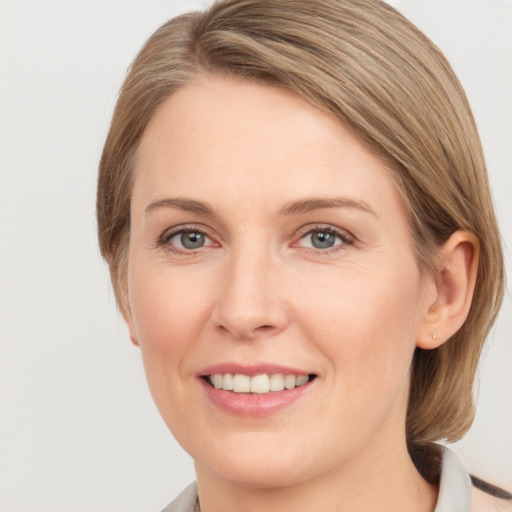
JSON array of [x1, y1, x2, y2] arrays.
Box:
[[173, 231, 207, 249], [160, 227, 216, 252], [297, 226, 352, 251]]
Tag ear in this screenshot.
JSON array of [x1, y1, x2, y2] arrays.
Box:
[[417, 231, 479, 349], [121, 299, 140, 347]]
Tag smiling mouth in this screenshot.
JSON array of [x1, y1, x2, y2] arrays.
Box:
[[203, 373, 317, 394]]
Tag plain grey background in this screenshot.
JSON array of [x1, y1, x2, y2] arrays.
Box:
[[1, 0, 510, 510]]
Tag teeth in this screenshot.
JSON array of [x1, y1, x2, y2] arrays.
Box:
[[212, 374, 223, 389], [284, 375, 296, 389], [233, 374, 251, 393], [270, 373, 285, 392], [222, 373, 234, 391], [296, 375, 308, 387], [250, 374, 270, 394], [208, 373, 311, 394]]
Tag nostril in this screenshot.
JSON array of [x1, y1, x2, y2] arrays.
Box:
[[254, 325, 276, 334]]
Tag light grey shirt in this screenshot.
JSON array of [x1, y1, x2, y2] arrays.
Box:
[[161, 445, 471, 512]]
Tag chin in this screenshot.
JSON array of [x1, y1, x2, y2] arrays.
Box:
[[197, 454, 312, 489], [187, 430, 321, 489]]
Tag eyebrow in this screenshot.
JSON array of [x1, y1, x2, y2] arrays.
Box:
[[145, 196, 377, 218], [145, 198, 214, 216], [280, 197, 377, 217]]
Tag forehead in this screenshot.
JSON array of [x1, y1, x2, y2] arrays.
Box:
[[133, 75, 402, 217]]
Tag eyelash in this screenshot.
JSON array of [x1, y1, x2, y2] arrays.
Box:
[[158, 225, 216, 255], [293, 224, 354, 254], [157, 224, 354, 255]]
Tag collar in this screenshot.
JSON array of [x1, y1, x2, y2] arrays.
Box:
[[434, 445, 472, 512]]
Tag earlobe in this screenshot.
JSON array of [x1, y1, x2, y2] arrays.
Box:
[[129, 334, 139, 347], [417, 231, 479, 350], [122, 300, 140, 347]]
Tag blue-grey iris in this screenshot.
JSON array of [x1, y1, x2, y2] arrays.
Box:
[[181, 232, 205, 249], [311, 231, 336, 249]]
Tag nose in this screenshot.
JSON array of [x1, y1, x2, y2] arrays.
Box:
[[211, 246, 290, 341]]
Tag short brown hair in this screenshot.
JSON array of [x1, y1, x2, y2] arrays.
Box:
[[97, 0, 504, 447]]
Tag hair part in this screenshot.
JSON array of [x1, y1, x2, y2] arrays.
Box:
[[97, 0, 504, 446]]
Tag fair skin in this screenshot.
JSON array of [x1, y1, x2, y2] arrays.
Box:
[[125, 75, 478, 512]]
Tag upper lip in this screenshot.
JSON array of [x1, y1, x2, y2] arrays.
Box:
[[197, 362, 313, 377]]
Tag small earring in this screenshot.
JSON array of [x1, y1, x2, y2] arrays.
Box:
[[432, 333, 438, 341]]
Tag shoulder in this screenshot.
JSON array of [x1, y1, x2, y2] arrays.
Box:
[[471, 486, 512, 512]]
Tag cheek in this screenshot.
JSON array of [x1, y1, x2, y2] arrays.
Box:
[[127, 261, 213, 370], [295, 261, 424, 387], [126, 262, 217, 430]]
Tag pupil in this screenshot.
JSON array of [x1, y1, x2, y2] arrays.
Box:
[[311, 231, 335, 249], [181, 232, 205, 249]]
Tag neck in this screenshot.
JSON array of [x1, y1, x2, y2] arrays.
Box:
[[194, 436, 437, 512]]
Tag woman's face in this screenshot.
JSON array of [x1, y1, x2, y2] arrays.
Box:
[[126, 76, 434, 488]]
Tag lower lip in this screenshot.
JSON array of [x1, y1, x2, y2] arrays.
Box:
[[199, 378, 313, 417]]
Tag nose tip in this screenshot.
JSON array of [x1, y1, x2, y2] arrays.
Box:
[[211, 257, 289, 341]]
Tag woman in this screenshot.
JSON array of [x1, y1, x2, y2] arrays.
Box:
[[97, 0, 510, 510]]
